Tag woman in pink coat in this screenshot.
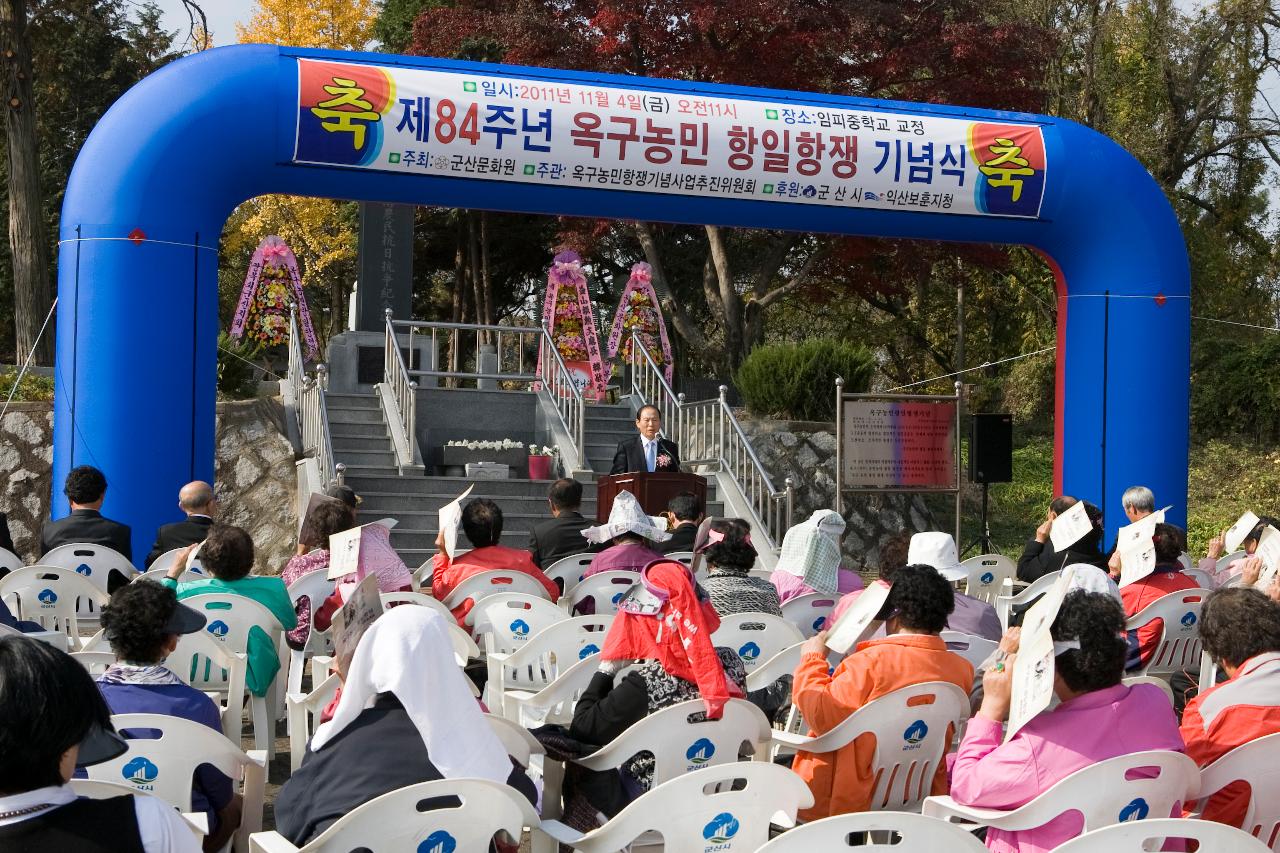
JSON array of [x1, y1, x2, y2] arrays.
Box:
[[949, 590, 1185, 853]]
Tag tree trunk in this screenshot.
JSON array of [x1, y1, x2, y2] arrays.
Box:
[[479, 211, 493, 330], [0, 0, 52, 365]]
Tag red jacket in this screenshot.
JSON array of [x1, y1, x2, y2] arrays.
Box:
[[1182, 652, 1280, 828], [1120, 566, 1199, 666], [432, 545, 559, 625]]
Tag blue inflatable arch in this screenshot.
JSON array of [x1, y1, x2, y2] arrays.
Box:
[[55, 44, 1188, 562]]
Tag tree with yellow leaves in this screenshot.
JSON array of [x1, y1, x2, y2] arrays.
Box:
[[219, 0, 379, 344]]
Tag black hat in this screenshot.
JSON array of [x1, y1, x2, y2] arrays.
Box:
[[75, 720, 128, 767], [161, 599, 206, 636]]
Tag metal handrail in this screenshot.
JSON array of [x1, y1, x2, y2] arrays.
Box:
[[284, 304, 305, 409], [537, 327, 585, 466], [286, 305, 340, 489], [627, 334, 794, 553], [382, 310, 418, 471]]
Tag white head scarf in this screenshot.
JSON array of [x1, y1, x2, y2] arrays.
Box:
[[582, 489, 672, 545], [309, 605, 511, 783], [1063, 563, 1123, 604], [775, 509, 845, 594]]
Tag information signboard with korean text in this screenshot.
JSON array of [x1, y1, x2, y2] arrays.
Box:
[[840, 400, 957, 489]]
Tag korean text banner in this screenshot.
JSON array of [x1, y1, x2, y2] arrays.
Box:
[[295, 59, 1048, 220], [841, 400, 957, 489]]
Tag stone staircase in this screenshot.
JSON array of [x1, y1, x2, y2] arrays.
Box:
[[324, 391, 721, 567]]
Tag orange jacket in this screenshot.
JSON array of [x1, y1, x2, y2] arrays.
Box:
[[791, 633, 973, 820], [431, 545, 560, 625], [1182, 652, 1280, 828]]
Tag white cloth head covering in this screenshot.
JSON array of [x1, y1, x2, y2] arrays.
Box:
[[309, 605, 511, 784], [775, 509, 845, 594], [907, 532, 967, 582], [582, 490, 673, 545], [1063, 563, 1123, 604]]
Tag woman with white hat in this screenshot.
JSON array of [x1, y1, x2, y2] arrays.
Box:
[[577, 492, 672, 609], [907, 532, 1002, 641], [770, 509, 863, 604]]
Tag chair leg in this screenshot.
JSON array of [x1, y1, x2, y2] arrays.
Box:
[[250, 696, 274, 760]]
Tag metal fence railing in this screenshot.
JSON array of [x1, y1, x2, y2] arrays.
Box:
[[286, 306, 341, 488]]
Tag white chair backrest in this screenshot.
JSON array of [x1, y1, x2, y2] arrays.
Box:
[[485, 713, 545, 769], [1184, 567, 1214, 589], [543, 553, 596, 596], [471, 592, 568, 651], [503, 653, 601, 727], [287, 673, 340, 772], [0, 565, 106, 647], [1054, 817, 1271, 852], [793, 681, 970, 812], [485, 615, 611, 718], [780, 592, 838, 639], [666, 551, 695, 567], [576, 698, 772, 787], [568, 569, 639, 616], [747, 641, 806, 693], [757, 810, 989, 852], [296, 778, 537, 853], [444, 569, 551, 613], [712, 612, 805, 673], [941, 631, 998, 671], [447, 621, 481, 664], [40, 543, 137, 614], [1198, 729, 1280, 849], [1124, 588, 1210, 677], [546, 762, 812, 853], [286, 569, 336, 625], [1220, 550, 1247, 570], [181, 593, 284, 654], [135, 567, 203, 584], [70, 650, 117, 676], [1121, 675, 1176, 708], [149, 548, 206, 576], [996, 569, 1063, 628], [0, 546, 23, 575], [165, 628, 249, 742], [924, 750, 1198, 835], [961, 554, 1016, 604], [381, 590, 454, 619]]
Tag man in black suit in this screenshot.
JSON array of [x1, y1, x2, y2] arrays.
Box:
[[660, 492, 704, 554], [144, 480, 217, 567], [527, 478, 599, 571], [610, 404, 681, 475], [40, 465, 133, 590]]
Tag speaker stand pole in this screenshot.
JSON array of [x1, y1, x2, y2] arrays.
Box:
[[961, 481, 995, 557]]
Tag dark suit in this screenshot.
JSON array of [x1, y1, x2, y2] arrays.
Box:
[[610, 436, 680, 475], [0, 512, 14, 556], [40, 509, 134, 591], [660, 523, 699, 554], [144, 514, 214, 567], [527, 511, 601, 570]]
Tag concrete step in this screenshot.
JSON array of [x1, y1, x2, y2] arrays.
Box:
[[341, 473, 592, 497], [358, 491, 598, 514], [336, 449, 400, 467], [389, 527, 533, 550], [325, 393, 380, 409], [332, 436, 393, 452], [328, 408, 384, 425], [330, 420, 385, 438]]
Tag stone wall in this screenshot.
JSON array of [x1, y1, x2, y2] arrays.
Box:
[[734, 414, 937, 572], [0, 398, 298, 575]]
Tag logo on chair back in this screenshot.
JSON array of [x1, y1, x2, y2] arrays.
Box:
[[686, 737, 716, 768], [122, 757, 159, 789], [903, 719, 928, 749], [980, 571, 995, 585], [417, 830, 457, 853], [37, 588, 57, 606], [611, 591, 625, 605], [812, 616, 826, 632], [75, 563, 92, 576], [1180, 611, 1197, 630], [1118, 797, 1149, 822], [738, 642, 760, 662], [207, 620, 229, 639], [509, 618, 530, 639], [579, 643, 600, 660], [702, 812, 740, 848]]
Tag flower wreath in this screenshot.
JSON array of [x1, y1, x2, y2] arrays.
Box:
[[229, 236, 318, 356], [607, 262, 674, 383], [535, 250, 608, 400]]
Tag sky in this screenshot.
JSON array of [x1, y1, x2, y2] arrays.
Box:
[[154, 0, 255, 48]]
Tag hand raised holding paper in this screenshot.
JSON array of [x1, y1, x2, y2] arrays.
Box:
[[979, 651, 1016, 722]]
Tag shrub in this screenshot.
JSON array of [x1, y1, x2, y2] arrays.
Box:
[[1191, 335, 1280, 444], [217, 332, 261, 400], [736, 339, 874, 421], [0, 368, 54, 402]]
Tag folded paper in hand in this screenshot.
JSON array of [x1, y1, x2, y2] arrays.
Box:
[[326, 521, 397, 581], [1225, 511, 1262, 556], [1049, 501, 1093, 553], [1007, 567, 1077, 741], [330, 574, 384, 675], [825, 582, 890, 655], [439, 485, 475, 558], [1256, 526, 1280, 588]]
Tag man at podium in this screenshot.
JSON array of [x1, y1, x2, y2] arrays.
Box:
[[610, 404, 681, 474]]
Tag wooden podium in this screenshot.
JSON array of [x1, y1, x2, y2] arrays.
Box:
[[596, 472, 708, 521]]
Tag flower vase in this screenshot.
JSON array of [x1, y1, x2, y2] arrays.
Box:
[[528, 454, 554, 480]]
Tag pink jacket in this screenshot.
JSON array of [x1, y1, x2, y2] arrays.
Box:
[[770, 567, 863, 604], [950, 683, 1185, 853], [1197, 556, 1244, 588]]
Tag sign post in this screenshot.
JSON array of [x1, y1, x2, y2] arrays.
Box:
[[835, 379, 964, 546]]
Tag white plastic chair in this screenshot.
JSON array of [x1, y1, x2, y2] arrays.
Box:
[[486, 712, 545, 769], [470, 592, 569, 647], [536, 761, 812, 852], [567, 570, 637, 616], [543, 553, 596, 596], [504, 653, 601, 727], [757, 810, 989, 851], [150, 547, 206, 576], [1177, 552, 1193, 571], [70, 779, 209, 842], [284, 570, 337, 697], [0, 545, 23, 576], [1124, 588, 1210, 677], [780, 592, 838, 639], [485, 614, 612, 719], [87, 713, 266, 853], [773, 681, 970, 812], [941, 631, 999, 671], [665, 550, 695, 567], [381, 589, 454, 618], [136, 567, 204, 584], [1220, 550, 1247, 570], [182, 593, 285, 755], [1054, 817, 1271, 852], [1120, 675, 1176, 708], [286, 672, 339, 773], [711, 612, 805, 674], [923, 750, 1200, 836], [0, 565, 107, 649], [996, 569, 1062, 628], [1196, 730, 1280, 849], [249, 778, 538, 853], [1184, 567, 1214, 589], [40, 542, 138, 616], [442, 569, 552, 613], [961, 554, 1016, 605], [71, 650, 117, 676]]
